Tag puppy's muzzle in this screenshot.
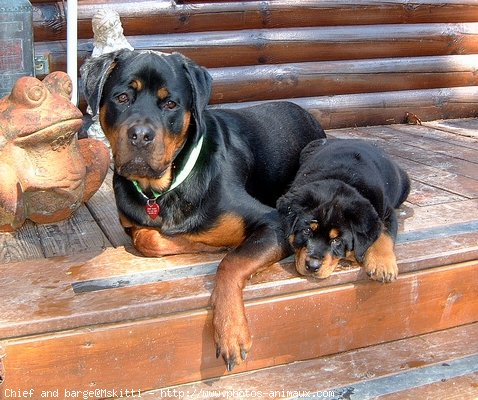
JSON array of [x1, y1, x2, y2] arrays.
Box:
[[127, 124, 156, 148], [305, 255, 322, 273]]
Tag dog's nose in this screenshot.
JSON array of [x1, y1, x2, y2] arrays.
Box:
[[127, 125, 156, 147], [305, 256, 322, 273]]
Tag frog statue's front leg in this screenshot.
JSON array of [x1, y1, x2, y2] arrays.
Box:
[[0, 163, 25, 232], [77, 138, 111, 202]]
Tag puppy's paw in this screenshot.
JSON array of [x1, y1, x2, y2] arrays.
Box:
[[211, 287, 252, 371], [364, 255, 398, 283]]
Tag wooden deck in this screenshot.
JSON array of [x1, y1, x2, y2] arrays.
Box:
[[0, 118, 477, 397]]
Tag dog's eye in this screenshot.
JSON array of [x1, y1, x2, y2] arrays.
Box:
[[117, 93, 129, 104], [164, 100, 177, 110]]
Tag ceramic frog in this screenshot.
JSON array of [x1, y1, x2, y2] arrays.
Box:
[[0, 71, 110, 231]]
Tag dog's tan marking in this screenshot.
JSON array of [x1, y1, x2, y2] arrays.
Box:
[[294, 249, 340, 279], [185, 213, 246, 248], [157, 87, 169, 100], [363, 231, 398, 282], [310, 220, 319, 231], [131, 226, 223, 257], [329, 228, 340, 239], [130, 79, 143, 91], [99, 104, 119, 155]]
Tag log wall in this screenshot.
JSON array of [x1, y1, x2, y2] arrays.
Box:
[[30, 0, 478, 128]]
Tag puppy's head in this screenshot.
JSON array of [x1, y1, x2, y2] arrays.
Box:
[[277, 181, 382, 279], [80, 49, 212, 192]]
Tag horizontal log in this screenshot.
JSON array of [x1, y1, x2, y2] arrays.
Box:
[[31, 1, 478, 42], [208, 55, 478, 104], [35, 23, 478, 74], [212, 86, 478, 129]]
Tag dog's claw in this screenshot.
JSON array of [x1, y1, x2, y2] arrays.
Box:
[[225, 356, 237, 372], [216, 345, 221, 359], [241, 348, 248, 361]]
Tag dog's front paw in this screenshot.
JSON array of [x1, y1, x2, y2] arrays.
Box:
[[211, 286, 252, 372], [363, 254, 398, 282], [362, 232, 398, 283]]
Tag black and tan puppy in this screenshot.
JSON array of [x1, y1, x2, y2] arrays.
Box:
[[277, 139, 410, 282], [80, 49, 326, 370]]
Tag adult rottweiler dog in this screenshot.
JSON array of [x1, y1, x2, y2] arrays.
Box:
[[80, 49, 326, 371], [277, 139, 410, 282]]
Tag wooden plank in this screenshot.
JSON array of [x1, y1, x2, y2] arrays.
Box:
[[338, 126, 478, 180], [399, 199, 478, 231], [158, 324, 478, 400], [36, 22, 478, 72], [2, 261, 477, 393], [84, 169, 131, 248], [31, 1, 478, 42], [384, 124, 478, 164], [424, 118, 478, 139], [394, 158, 478, 199], [391, 119, 478, 149], [356, 126, 478, 180], [379, 373, 478, 400], [207, 55, 478, 104], [0, 221, 44, 264], [35, 205, 112, 258], [406, 179, 466, 207], [331, 126, 478, 196]]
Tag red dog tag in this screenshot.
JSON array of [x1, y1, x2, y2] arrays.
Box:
[[145, 199, 160, 220]]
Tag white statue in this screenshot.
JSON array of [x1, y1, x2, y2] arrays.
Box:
[[91, 9, 133, 57], [87, 9, 133, 148]]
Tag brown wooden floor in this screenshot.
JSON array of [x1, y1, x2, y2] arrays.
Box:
[[0, 118, 477, 397]]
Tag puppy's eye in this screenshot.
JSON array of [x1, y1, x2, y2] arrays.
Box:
[[331, 238, 341, 246], [302, 227, 312, 237], [117, 93, 129, 104], [164, 100, 177, 110]]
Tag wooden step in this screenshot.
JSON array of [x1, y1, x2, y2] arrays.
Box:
[[148, 323, 478, 400], [1, 258, 477, 395]]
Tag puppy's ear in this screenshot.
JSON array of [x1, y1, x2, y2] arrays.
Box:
[[179, 55, 212, 135], [348, 202, 382, 262], [299, 138, 328, 164], [80, 49, 132, 117], [277, 191, 301, 234]]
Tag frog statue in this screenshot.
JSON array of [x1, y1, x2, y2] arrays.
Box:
[[0, 71, 110, 232]]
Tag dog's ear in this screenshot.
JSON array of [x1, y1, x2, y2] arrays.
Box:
[[80, 49, 132, 117], [178, 55, 212, 135]]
